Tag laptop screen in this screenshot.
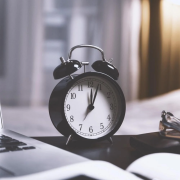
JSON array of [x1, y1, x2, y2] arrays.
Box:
[[0, 103, 3, 129]]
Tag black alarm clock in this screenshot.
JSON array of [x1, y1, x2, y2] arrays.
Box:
[[49, 45, 126, 145]]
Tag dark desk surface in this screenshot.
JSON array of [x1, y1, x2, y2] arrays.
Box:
[[33, 135, 147, 170]]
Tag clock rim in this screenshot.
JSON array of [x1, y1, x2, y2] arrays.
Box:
[[49, 72, 126, 142]]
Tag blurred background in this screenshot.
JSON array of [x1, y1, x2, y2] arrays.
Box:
[[0, 0, 180, 136]]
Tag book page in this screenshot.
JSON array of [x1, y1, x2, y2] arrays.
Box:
[[1, 161, 141, 180], [127, 153, 180, 180]]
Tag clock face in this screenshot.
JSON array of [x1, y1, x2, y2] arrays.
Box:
[[64, 75, 123, 139]]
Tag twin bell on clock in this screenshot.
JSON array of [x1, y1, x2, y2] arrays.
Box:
[[49, 45, 126, 145]]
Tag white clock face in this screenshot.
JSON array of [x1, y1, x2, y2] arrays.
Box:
[[64, 76, 121, 139]]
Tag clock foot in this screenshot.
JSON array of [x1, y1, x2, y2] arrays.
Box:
[[66, 134, 73, 145], [107, 137, 113, 144]]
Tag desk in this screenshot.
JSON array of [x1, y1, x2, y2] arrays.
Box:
[[33, 135, 147, 170]]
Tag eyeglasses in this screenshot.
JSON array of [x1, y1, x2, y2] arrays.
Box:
[[159, 110, 180, 139]]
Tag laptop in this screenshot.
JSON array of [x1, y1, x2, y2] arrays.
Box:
[[0, 103, 88, 178]]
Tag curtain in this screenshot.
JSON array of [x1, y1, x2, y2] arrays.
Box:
[[139, 0, 180, 99], [0, 0, 44, 106], [0, 0, 141, 106], [159, 0, 180, 94], [98, 0, 141, 101]]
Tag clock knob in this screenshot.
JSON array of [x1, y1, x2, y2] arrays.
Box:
[[53, 57, 82, 79], [92, 60, 119, 80]]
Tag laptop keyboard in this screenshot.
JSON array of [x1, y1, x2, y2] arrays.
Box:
[[0, 135, 35, 153]]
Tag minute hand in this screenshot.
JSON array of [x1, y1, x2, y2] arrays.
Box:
[[92, 84, 99, 105]]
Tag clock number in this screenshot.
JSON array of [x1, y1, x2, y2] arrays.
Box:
[[66, 104, 70, 111], [88, 81, 93, 88], [107, 92, 111, 98], [110, 103, 114, 110], [70, 115, 74, 122], [71, 93, 76, 99], [107, 115, 111, 121], [78, 84, 83, 91], [89, 126, 93, 133], [99, 84, 102, 90], [79, 124, 82, 131], [100, 123, 104, 129]]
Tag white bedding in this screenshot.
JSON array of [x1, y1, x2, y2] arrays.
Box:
[[2, 89, 180, 136], [119, 89, 180, 135]]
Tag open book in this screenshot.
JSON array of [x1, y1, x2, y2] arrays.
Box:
[[1, 153, 180, 180]]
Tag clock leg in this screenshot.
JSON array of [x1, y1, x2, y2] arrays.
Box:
[[66, 134, 73, 145], [107, 137, 113, 144]]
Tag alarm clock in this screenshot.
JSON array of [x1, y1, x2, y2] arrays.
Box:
[[49, 45, 126, 145]]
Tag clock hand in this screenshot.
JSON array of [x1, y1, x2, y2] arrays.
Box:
[[88, 88, 95, 110], [92, 84, 99, 105], [86, 85, 99, 113], [83, 108, 91, 121], [84, 89, 94, 120], [90, 88, 93, 105]]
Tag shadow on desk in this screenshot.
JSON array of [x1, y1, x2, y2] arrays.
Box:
[[33, 135, 145, 170], [33, 132, 180, 170]]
